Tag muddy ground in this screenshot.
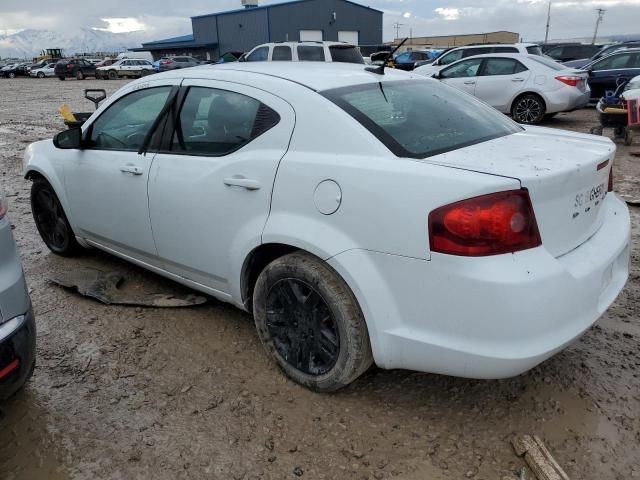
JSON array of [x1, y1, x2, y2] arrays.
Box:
[[0, 77, 639, 480]]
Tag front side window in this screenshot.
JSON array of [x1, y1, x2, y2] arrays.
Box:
[[594, 53, 632, 70], [297, 46, 325, 61], [171, 87, 280, 156], [526, 45, 543, 55], [440, 58, 483, 78], [395, 52, 411, 63], [463, 47, 491, 57], [246, 47, 269, 62], [322, 80, 521, 159], [272, 46, 292, 61], [438, 49, 463, 65], [88, 87, 172, 151], [482, 58, 527, 76]]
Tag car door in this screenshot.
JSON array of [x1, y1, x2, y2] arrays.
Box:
[[474, 58, 531, 112], [437, 58, 484, 95], [63, 79, 181, 265], [588, 52, 635, 99], [147, 80, 295, 295]]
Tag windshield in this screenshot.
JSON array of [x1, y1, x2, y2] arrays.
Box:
[[322, 80, 522, 159], [526, 45, 543, 56]]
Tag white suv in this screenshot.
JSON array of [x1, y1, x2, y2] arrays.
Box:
[[243, 41, 364, 64], [416, 43, 543, 76]]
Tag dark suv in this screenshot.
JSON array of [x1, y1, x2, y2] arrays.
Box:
[[158, 56, 201, 72], [545, 44, 602, 63], [54, 59, 97, 80]]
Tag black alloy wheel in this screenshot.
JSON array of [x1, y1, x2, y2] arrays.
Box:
[[511, 94, 546, 125], [30, 178, 81, 256], [265, 278, 340, 376]]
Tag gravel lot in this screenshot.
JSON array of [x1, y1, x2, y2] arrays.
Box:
[[0, 77, 639, 480]]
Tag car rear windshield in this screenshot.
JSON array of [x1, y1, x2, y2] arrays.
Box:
[[526, 45, 543, 56], [329, 46, 364, 64], [527, 55, 566, 71], [322, 80, 521, 159]]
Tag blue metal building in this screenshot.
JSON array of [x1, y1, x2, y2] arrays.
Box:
[[136, 0, 383, 60]]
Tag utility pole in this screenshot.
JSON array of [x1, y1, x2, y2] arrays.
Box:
[[592, 8, 605, 44], [393, 22, 404, 40], [544, 1, 552, 44]]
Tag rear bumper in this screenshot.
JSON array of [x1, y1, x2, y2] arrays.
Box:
[[0, 306, 36, 400], [546, 88, 591, 113], [328, 193, 630, 378]]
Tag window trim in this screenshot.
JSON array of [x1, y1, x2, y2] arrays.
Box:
[[159, 85, 282, 158], [478, 58, 528, 76], [321, 80, 521, 160], [83, 85, 176, 153], [439, 58, 484, 79]]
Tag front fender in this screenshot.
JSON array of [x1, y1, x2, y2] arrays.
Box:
[[23, 140, 77, 230]]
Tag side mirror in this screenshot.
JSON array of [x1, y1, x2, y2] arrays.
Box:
[[432, 72, 441, 79], [53, 127, 83, 149]]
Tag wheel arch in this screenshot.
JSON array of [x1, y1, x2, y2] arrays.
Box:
[[510, 90, 548, 113], [24, 164, 77, 232]]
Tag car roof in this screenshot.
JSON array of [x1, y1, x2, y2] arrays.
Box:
[[258, 41, 355, 47], [149, 62, 414, 91], [449, 43, 537, 50]]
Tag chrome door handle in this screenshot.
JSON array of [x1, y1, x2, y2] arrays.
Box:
[[223, 177, 261, 190], [512, 78, 525, 82], [463, 80, 476, 85], [120, 165, 143, 175]]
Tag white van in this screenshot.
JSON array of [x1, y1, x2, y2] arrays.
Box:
[[116, 51, 154, 63]]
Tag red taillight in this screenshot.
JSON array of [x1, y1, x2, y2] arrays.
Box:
[[66, 64, 74, 69], [555, 75, 582, 87], [161, 59, 172, 65], [429, 189, 542, 256], [608, 165, 614, 192]]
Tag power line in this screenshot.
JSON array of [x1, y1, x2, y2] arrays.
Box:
[[544, 1, 552, 44], [393, 22, 404, 40]]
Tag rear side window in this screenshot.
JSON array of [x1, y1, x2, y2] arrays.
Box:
[[482, 58, 527, 76], [322, 80, 521, 159], [298, 46, 325, 61], [526, 45, 543, 56], [171, 87, 280, 156], [493, 47, 518, 53], [594, 53, 633, 70], [329, 46, 364, 64], [89, 87, 172, 151], [463, 47, 491, 57], [246, 47, 269, 62], [272, 46, 292, 61]]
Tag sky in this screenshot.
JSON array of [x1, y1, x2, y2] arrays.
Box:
[[1, 0, 639, 42]]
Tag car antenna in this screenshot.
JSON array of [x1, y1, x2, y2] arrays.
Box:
[[365, 37, 409, 75]]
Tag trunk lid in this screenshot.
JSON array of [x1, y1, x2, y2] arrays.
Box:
[[427, 126, 615, 257]]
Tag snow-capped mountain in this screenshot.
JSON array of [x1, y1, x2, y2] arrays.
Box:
[[0, 28, 155, 59]]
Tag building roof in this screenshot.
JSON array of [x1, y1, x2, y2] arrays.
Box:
[[143, 34, 194, 46], [191, 0, 383, 20]]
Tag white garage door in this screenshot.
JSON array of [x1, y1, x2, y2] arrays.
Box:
[[300, 30, 323, 42], [338, 31, 359, 45]]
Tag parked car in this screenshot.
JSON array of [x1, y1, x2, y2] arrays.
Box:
[[583, 48, 640, 101], [116, 51, 154, 63], [97, 59, 155, 79], [1, 63, 29, 78], [0, 190, 36, 400], [217, 51, 245, 64], [427, 53, 590, 124], [244, 41, 364, 64], [30, 63, 57, 78], [24, 63, 629, 392], [545, 43, 603, 63], [415, 43, 543, 76], [95, 59, 116, 69], [392, 50, 433, 71], [158, 56, 202, 71], [54, 58, 97, 80], [564, 41, 640, 69]]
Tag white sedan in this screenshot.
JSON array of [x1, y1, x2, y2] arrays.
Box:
[[417, 53, 590, 124], [23, 63, 629, 391], [29, 63, 57, 78]]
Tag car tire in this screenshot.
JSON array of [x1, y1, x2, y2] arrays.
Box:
[[76, 70, 84, 80], [8, 72, 15, 79], [37, 72, 45, 78], [58, 76, 65, 81], [108, 70, 118, 80], [543, 113, 557, 121], [253, 251, 373, 392], [140, 69, 150, 77], [624, 129, 633, 146], [30, 178, 82, 256], [511, 93, 546, 125]]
